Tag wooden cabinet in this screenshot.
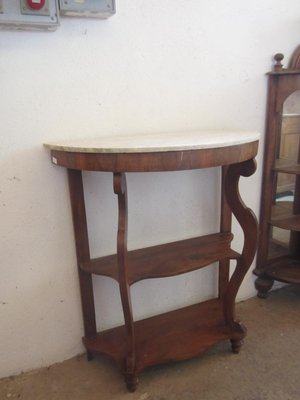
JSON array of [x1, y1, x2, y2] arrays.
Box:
[[276, 114, 300, 193], [45, 131, 258, 391], [254, 46, 300, 297]]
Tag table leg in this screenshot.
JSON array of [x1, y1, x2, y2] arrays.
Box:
[[113, 172, 137, 391], [67, 169, 97, 355], [219, 166, 232, 299], [223, 159, 258, 352]]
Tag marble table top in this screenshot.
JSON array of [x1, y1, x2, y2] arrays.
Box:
[[44, 130, 260, 154]]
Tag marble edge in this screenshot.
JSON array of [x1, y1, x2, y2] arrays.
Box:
[[44, 131, 260, 154]]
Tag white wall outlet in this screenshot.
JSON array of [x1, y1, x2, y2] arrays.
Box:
[[59, 0, 115, 19], [0, 0, 59, 30]]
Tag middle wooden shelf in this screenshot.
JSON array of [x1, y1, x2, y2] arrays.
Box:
[[80, 232, 240, 285]]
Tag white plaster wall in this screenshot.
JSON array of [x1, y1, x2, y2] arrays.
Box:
[[1, 0, 300, 379]]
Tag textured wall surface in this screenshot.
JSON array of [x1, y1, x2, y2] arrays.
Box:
[[1, 0, 300, 378]]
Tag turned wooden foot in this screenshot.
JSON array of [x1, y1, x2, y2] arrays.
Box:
[[255, 276, 274, 299], [125, 373, 139, 392], [230, 338, 243, 354], [229, 322, 246, 354], [86, 351, 94, 361]]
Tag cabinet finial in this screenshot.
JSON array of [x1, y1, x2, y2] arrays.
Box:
[[273, 53, 284, 71]]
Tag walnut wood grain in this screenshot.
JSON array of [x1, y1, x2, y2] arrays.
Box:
[[255, 45, 300, 297], [223, 159, 258, 347], [46, 134, 258, 391], [67, 169, 97, 342], [263, 257, 300, 284], [50, 142, 258, 172], [113, 172, 137, 390], [83, 299, 228, 374], [268, 240, 290, 260], [219, 166, 232, 299]]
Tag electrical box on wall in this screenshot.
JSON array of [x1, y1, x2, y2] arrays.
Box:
[[0, 0, 59, 30], [0, 0, 115, 31], [59, 0, 115, 19]]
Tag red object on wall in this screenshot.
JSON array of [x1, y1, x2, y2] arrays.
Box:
[[26, 0, 46, 10]]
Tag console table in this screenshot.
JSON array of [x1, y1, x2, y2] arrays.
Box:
[[45, 131, 259, 391]]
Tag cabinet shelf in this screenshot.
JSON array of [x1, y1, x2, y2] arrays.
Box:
[[83, 298, 229, 373], [268, 240, 290, 260], [270, 203, 300, 231], [263, 257, 300, 284], [274, 159, 300, 175], [80, 233, 240, 285]]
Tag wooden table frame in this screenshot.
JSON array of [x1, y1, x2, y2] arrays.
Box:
[[46, 135, 258, 391]]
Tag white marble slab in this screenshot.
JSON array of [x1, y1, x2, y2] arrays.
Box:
[[44, 130, 260, 153]]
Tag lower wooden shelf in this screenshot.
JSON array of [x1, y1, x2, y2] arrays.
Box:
[[83, 298, 231, 374]]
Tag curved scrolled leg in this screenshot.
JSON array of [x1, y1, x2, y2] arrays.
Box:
[[113, 172, 137, 391], [224, 159, 258, 349]]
